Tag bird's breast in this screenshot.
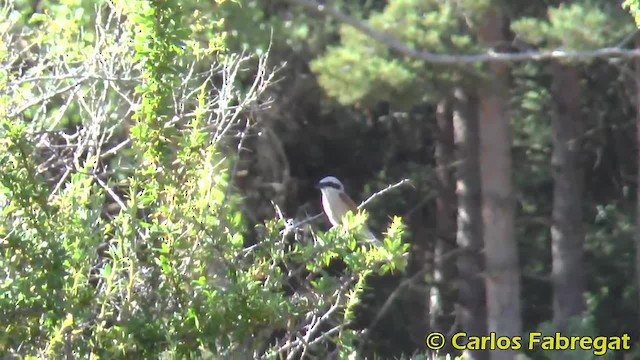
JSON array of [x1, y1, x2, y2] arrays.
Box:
[[321, 191, 349, 226]]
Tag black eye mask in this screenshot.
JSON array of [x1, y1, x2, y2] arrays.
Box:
[[318, 182, 342, 190]]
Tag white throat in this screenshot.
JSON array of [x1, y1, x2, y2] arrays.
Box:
[[320, 188, 349, 227]]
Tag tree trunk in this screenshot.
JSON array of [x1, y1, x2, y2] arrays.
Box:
[[453, 88, 488, 360], [477, 8, 522, 360], [430, 98, 458, 340], [549, 62, 586, 332]]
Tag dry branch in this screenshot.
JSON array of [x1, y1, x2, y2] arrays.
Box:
[[284, 0, 640, 64]]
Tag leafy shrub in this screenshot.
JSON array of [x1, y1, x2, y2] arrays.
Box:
[[0, 0, 408, 357]]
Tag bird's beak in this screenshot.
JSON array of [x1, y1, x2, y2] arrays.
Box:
[[315, 182, 322, 190]]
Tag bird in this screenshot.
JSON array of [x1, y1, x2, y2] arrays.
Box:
[[316, 176, 380, 245]]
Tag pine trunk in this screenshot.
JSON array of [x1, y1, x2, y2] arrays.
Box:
[[453, 88, 488, 360], [477, 8, 522, 360], [549, 62, 586, 332], [430, 98, 458, 340]]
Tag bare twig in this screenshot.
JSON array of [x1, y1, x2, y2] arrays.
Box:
[[8, 78, 88, 118], [358, 178, 411, 209], [268, 275, 357, 358], [360, 265, 429, 345], [224, 118, 252, 203], [92, 174, 126, 212], [10, 74, 139, 86], [99, 138, 131, 159], [299, 292, 343, 358]]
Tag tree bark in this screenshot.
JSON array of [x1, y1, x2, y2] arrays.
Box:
[[430, 98, 458, 340], [477, 8, 522, 360], [549, 62, 586, 332], [453, 88, 488, 360]]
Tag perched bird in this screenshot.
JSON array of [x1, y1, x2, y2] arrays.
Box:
[[316, 176, 380, 244]]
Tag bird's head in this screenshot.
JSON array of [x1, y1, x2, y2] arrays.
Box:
[[316, 176, 345, 193]]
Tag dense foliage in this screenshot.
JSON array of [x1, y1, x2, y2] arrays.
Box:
[[0, 0, 407, 357]]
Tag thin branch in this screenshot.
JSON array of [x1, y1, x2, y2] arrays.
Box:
[[99, 138, 131, 159], [92, 174, 127, 212], [362, 265, 428, 340], [270, 275, 357, 358], [300, 292, 343, 358], [10, 74, 139, 86], [49, 168, 71, 198], [8, 78, 88, 119], [284, 0, 640, 64], [358, 178, 411, 209], [224, 118, 252, 203]]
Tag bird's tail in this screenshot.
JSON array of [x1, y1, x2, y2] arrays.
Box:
[[362, 226, 382, 246]]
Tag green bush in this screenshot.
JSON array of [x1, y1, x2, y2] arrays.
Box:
[[0, 0, 409, 357]]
